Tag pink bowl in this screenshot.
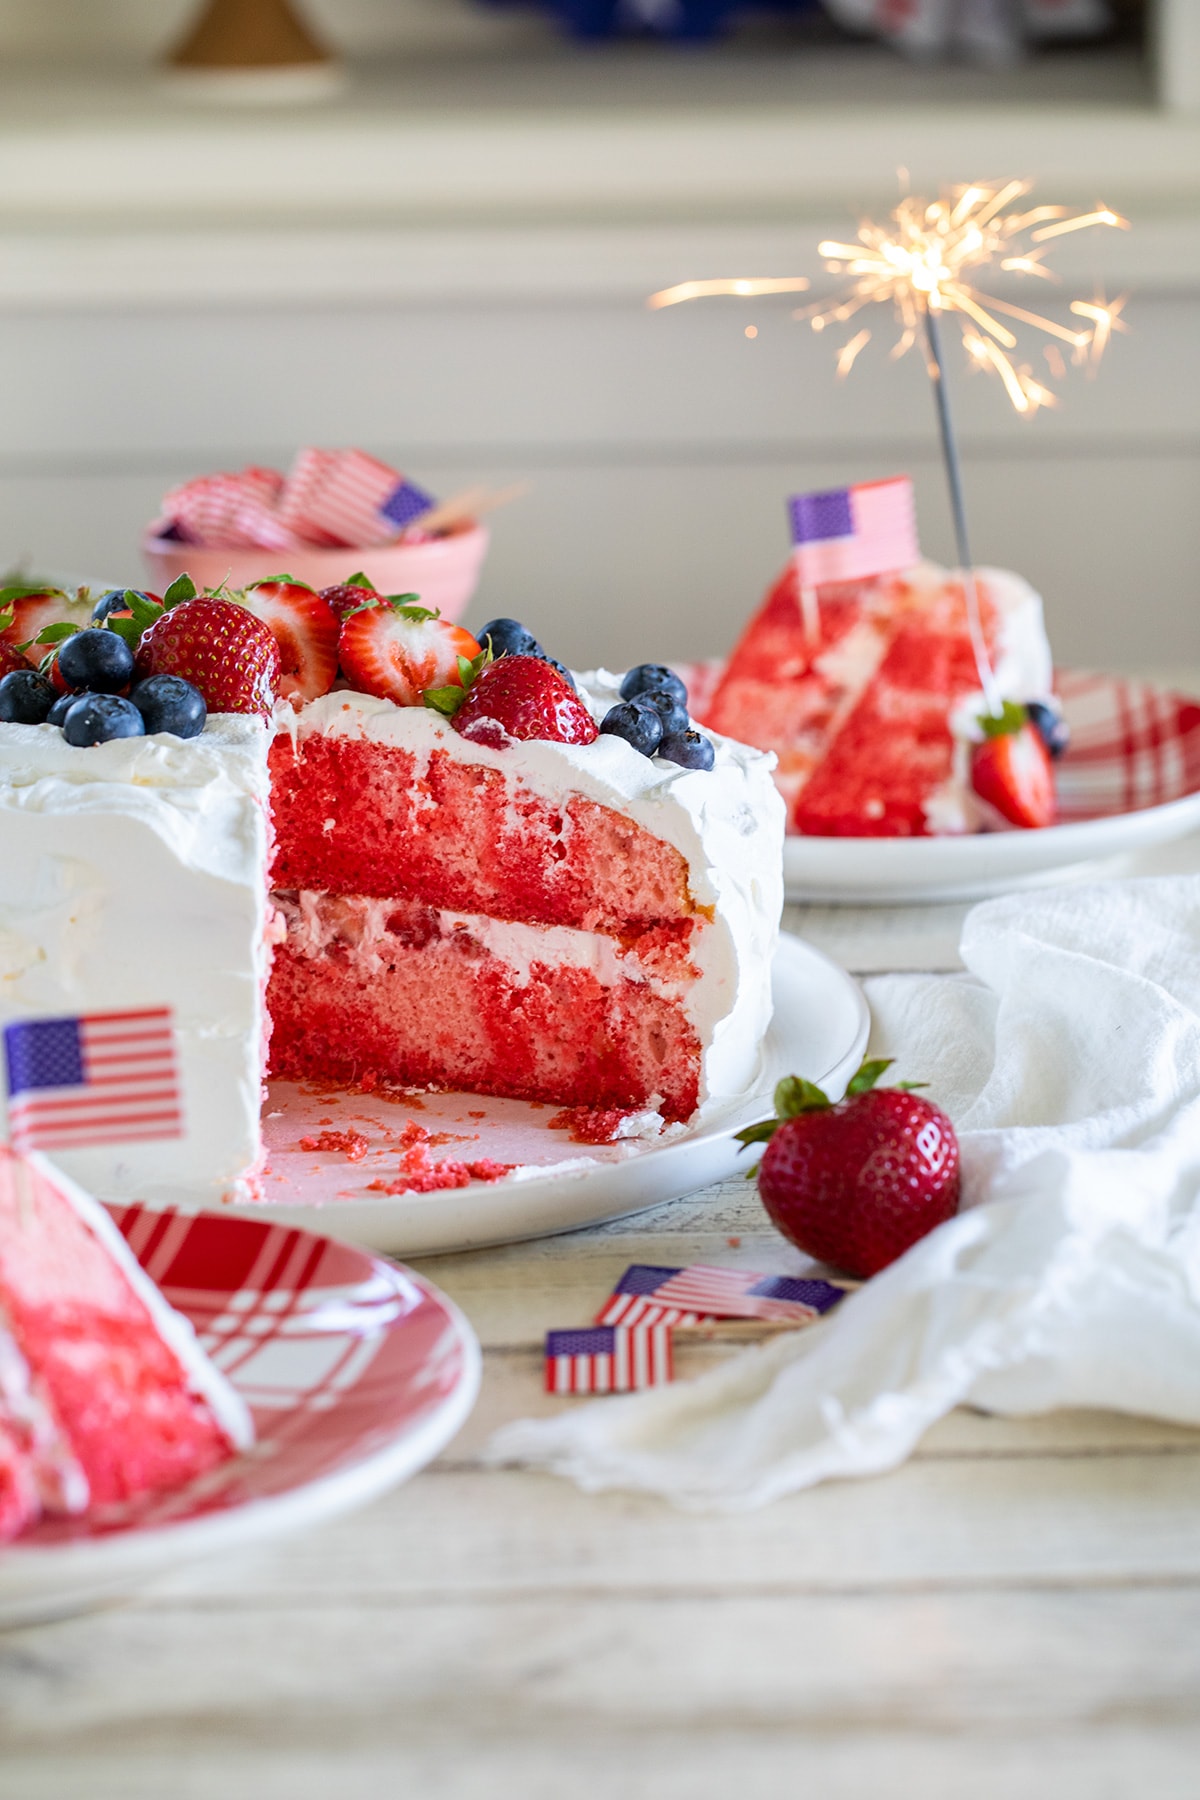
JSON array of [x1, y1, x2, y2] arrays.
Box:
[[141, 522, 489, 622]]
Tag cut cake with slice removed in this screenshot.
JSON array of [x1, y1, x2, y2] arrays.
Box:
[[703, 558, 1056, 837], [0, 1145, 252, 1542], [0, 667, 784, 1207]]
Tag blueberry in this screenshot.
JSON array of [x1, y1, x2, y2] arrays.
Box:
[[600, 699, 663, 756], [478, 617, 543, 659], [91, 588, 153, 623], [658, 729, 715, 771], [1026, 700, 1070, 760], [47, 691, 83, 726], [0, 669, 56, 724], [62, 694, 145, 747], [637, 687, 689, 737], [545, 656, 576, 691], [130, 674, 207, 740], [619, 663, 688, 709], [57, 628, 135, 695]]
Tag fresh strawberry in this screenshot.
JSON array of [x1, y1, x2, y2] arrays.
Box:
[[338, 596, 481, 707], [134, 597, 281, 717], [238, 576, 339, 704], [0, 585, 88, 656], [449, 654, 598, 748], [319, 575, 380, 620], [739, 1059, 960, 1280], [0, 639, 27, 679], [970, 701, 1055, 829]]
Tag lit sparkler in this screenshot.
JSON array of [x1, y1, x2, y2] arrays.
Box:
[[647, 180, 1130, 712]]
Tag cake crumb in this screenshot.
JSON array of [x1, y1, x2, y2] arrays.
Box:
[[547, 1105, 662, 1145], [366, 1145, 515, 1194], [297, 1130, 371, 1162]]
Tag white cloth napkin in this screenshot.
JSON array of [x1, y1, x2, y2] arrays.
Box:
[[488, 875, 1200, 1509]]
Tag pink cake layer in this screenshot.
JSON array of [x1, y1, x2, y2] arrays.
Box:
[[0, 1150, 236, 1531], [268, 734, 697, 932], [267, 893, 702, 1121]]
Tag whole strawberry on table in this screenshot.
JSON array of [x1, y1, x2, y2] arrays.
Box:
[[738, 1059, 961, 1280]]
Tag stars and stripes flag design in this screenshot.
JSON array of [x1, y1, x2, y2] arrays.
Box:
[[2, 1008, 183, 1153], [596, 1264, 848, 1328], [788, 475, 919, 588], [278, 447, 434, 547], [544, 1324, 673, 1394]]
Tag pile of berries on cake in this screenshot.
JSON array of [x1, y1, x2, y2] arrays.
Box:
[[0, 575, 715, 766]]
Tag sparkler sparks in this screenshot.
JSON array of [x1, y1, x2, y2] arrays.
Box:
[[647, 181, 1128, 418], [804, 181, 1129, 416]]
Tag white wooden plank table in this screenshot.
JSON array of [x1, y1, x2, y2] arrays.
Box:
[[5, 873, 1200, 1800]]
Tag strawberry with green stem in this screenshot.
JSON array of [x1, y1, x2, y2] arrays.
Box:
[[738, 1058, 960, 1279]]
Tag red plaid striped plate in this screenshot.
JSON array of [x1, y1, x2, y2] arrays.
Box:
[[0, 1206, 480, 1627], [689, 668, 1200, 905]]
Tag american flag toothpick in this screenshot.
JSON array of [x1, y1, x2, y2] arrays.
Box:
[[544, 1324, 673, 1394], [2, 1009, 183, 1153]]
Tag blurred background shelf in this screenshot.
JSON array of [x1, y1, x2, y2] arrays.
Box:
[[0, 0, 1193, 675]]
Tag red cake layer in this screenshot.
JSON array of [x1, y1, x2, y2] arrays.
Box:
[[0, 1150, 235, 1520], [268, 899, 701, 1120], [269, 733, 696, 931]]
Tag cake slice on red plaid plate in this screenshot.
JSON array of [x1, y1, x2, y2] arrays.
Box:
[[0, 1145, 252, 1543]]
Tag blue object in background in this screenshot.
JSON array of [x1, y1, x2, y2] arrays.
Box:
[[478, 0, 819, 42]]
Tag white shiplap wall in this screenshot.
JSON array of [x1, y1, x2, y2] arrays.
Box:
[[0, 287, 1194, 676]]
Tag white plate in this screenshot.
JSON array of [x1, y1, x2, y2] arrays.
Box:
[[226, 933, 868, 1257], [782, 671, 1200, 904], [0, 1217, 480, 1629], [784, 791, 1200, 904]]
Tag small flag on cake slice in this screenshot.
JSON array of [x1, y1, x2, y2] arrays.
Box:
[[788, 475, 918, 587], [596, 1264, 848, 1327], [545, 1324, 673, 1393], [2, 1009, 183, 1153]]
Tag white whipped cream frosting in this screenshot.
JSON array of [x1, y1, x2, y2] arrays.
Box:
[[0, 716, 272, 1207], [276, 673, 785, 1119]]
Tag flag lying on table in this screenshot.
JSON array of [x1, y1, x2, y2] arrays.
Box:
[[2, 1009, 183, 1153], [596, 1264, 848, 1328], [788, 475, 918, 588], [545, 1324, 673, 1394]]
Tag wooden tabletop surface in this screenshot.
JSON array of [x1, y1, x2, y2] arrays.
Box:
[[5, 884, 1200, 1799]]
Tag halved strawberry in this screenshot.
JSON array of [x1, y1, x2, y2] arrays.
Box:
[[338, 596, 481, 707], [238, 576, 339, 704], [0, 584, 90, 660], [0, 639, 27, 679], [970, 702, 1055, 829], [450, 654, 598, 748]]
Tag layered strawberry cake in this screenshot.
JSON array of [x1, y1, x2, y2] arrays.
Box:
[[0, 1146, 252, 1540], [0, 580, 783, 1208], [704, 558, 1065, 837]]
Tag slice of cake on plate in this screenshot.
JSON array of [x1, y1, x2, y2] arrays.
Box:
[[702, 481, 1064, 838], [0, 582, 783, 1208], [0, 1146, 252, 1541]]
